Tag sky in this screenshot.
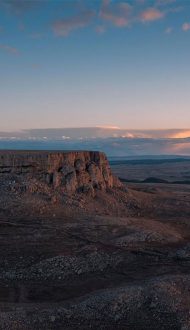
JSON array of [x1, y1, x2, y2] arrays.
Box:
[[0, 0, 190, 131]]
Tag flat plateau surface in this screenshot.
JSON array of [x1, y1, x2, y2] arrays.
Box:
[[111, 158, 190, 182]]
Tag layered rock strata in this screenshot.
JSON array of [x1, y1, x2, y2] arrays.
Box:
[[0, 150, 121, 195]]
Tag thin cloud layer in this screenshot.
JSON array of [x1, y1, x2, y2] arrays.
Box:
[[0, 0, 186, 38], [182, 23, 190, 31], [99, 0, 132, 27], [0, 44, 19, 55], [51, 0, 169, 37], [140, 7, 165, 22], [52, 10, 95, 36]]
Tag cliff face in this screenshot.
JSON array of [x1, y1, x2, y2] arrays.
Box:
[[0, 151, 121, 195]]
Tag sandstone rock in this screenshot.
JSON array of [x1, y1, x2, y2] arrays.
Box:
[[0, 151, 122, 196]]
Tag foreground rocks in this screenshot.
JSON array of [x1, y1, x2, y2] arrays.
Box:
[[0, 214, 190, 330], [1, 151, 190, 329]]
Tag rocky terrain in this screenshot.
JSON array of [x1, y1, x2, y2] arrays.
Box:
[[0, 151, 190, 329], [0, 150, 121, 194]]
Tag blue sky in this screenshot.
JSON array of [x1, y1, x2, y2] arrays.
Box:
[[0, 0, 190, 130]]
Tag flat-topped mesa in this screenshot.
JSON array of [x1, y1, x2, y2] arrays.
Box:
[[0, 151, 122, 195]]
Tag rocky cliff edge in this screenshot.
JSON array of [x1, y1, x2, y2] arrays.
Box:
[[0, 151, 122, 196]]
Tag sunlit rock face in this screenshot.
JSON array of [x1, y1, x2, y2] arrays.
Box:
[[0, 151, 122, 195]]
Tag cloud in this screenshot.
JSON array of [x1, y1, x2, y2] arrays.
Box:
[[99, 0, 132, 27], [140, 7, 165, 22], [182, 22, 190, 31], [99, 1, 165, 28], [0, 44, 19, 55], [0, 0, 181, 39], [52, 10, 95, 36]]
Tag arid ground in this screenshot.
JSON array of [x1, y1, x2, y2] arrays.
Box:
[[0, 156, 190, 329]]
